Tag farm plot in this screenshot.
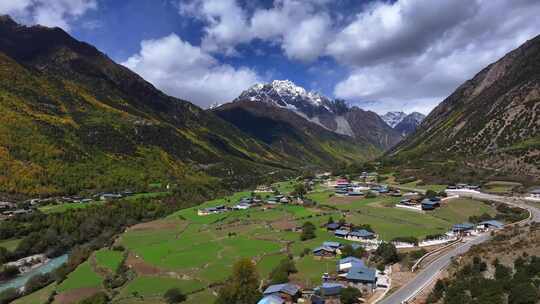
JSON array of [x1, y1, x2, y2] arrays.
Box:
[[56, 261, 103, 293], [94, 249, 124, 272]]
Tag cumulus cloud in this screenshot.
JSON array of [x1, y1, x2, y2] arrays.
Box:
[[332, 0, 540, 114], [180, 0, 333, 61], [0, 0, 97, 31], [122, 34, 261, 108]]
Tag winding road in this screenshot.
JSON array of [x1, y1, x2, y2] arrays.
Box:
[[379, 190, 540, 304]]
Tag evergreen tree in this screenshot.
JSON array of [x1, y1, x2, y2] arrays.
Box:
[[215, 258, 261, 304]]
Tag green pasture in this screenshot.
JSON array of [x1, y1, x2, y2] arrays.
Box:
[[13, 283, 56, 304], [0, 238, 21, 251], [432, 198, 495, 223], [56, 261, 103, 292], [95, 249, 124, 272], [118, 276, 204, 299]]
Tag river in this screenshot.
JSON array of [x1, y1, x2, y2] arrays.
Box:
[[0, 254, 68, 293]]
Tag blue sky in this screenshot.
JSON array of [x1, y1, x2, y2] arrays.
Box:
[[3, 0, 540, 114]]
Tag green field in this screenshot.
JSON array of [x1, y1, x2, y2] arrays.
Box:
[[95, 249, 124, 272], [38, 202, 102, 214], [21, 183, 500, 302], [0, 238, 21, 251], [118, 276, 204, 299], [483, 181, 521, 194], [57, 261, 103, 292]]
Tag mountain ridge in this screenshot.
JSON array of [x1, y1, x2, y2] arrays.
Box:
[[230, 80, 403, 150], [390, 34, 540, 178]]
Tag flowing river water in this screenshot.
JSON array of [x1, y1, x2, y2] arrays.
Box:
[[0, 254, 68, 293]]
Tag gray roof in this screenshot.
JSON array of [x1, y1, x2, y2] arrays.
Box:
[[421, 199, 439, 205], [257, 295, 285, 304], [530, 188, 540, 194], [349, 229, 374, 238], [313, 246, 335, 254], [452, 223, 475, 230], [478, 220, 504, 228], [339, 256, 364, 267], [263, 283, 299, 296], [334, 229, 349, 236], [323, 241, 341, 248], [317, 283, 344, 296], [346, 266, 377, 283]]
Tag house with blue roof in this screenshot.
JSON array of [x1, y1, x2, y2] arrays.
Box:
[[326, 222, 341, 231], [452, 222, 475, 235], [322, 241, 341, 249], [477, 220, 504, 230], [257, 295, 284, 304], [334, 229, 349, 238], [313, 246, 337, 258], [346, 229, 376, 241], [337, 257, 365, 272], [421, 199, 440, 210], [340, 265, 377, 290], [314, 282, 344, 297], [262, 283, 300, 303]]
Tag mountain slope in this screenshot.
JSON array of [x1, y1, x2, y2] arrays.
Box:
[[390, 35, 540, 178], [231, 80, 402, 150], [0, 16, 310, 196], [212, 100, 379, 166]]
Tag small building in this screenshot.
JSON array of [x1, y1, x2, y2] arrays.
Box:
[[421, 199, 440, 210], [326, 223, 341, 231], [334, 229, 349, 238], [313, 246, 337, 257], [337, 257, 365, 273], [347, 229, 376, 241], [322, 241, 341, 250], [0, 201, 17, 210], [315, 282, 344, 297], [262, 283, 300, 303], [341, 266, 377, 290], [257, 295, 284, 304], [347, 191, 363, 196], [452, 223, 475, 234], [279, 197, 290, 204], [100, 193, 123, 201], [267, 197, 278, 204], [477, 220, 504, 230], [234, 202, 251, 210], [197, 205, 227, 216]]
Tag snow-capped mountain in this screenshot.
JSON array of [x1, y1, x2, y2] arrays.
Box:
[[236, 80, 334, 117], [220, 80, 403, 150], [382, 111, 425, 136], [381, 111, 408, 128], [394, 112, 426, 136]]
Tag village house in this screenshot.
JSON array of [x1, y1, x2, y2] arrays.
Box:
[[346, 229, 376, 241], [326, 222, 341, 231], [336, 258, 377, 291], [314, 282, 344, 298], [260, 283, 301, 304], [197, 205, 227, 216], [421, 198, 440, 210], [99, 193, 123, 201], [313, 242, 342, 257], [452, 222, 475, 235], [476, 220, 504, 231]]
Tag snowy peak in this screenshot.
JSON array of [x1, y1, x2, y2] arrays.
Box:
[[236, 80, 333, 116], [381, 111, 407, 128], [381, 111, 424, 129]]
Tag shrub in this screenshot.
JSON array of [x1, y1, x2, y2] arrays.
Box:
[[164, 288, 187, 304]]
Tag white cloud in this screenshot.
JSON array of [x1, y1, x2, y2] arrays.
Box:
[[123, 34, 261, 108], [0, 0, 97, 31], [180, 0, 333, 61], [332, 0, 540, 114]]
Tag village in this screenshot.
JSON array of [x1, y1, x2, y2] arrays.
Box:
[[0, 172, 534, 304], [192, 173, 512, 304]]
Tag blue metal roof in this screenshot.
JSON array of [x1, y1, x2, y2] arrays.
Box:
[[478, 220, 504, 228], [349, 229, 374, 238], [313, 246, 335, 254], [318, 283, 344, 296], [334, 229, 349, 237], [327, 223, 340, 230], [323, 241, 341, 248], [257, 295, 284, 304], [346, 266, 377, 283], [421, 199, 439, 205], [339, 256, 364, 266], [263, 283, 299, 296], [452, 223, 475, 230]]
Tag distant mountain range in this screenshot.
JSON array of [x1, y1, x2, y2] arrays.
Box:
[[216, 80, 404, 151], [381, 111, 425, 136], [0, 16, 381, 196], [391, 34, 540, 178]]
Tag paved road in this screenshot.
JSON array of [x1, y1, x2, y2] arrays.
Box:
[[379, 190, 540, 304]]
